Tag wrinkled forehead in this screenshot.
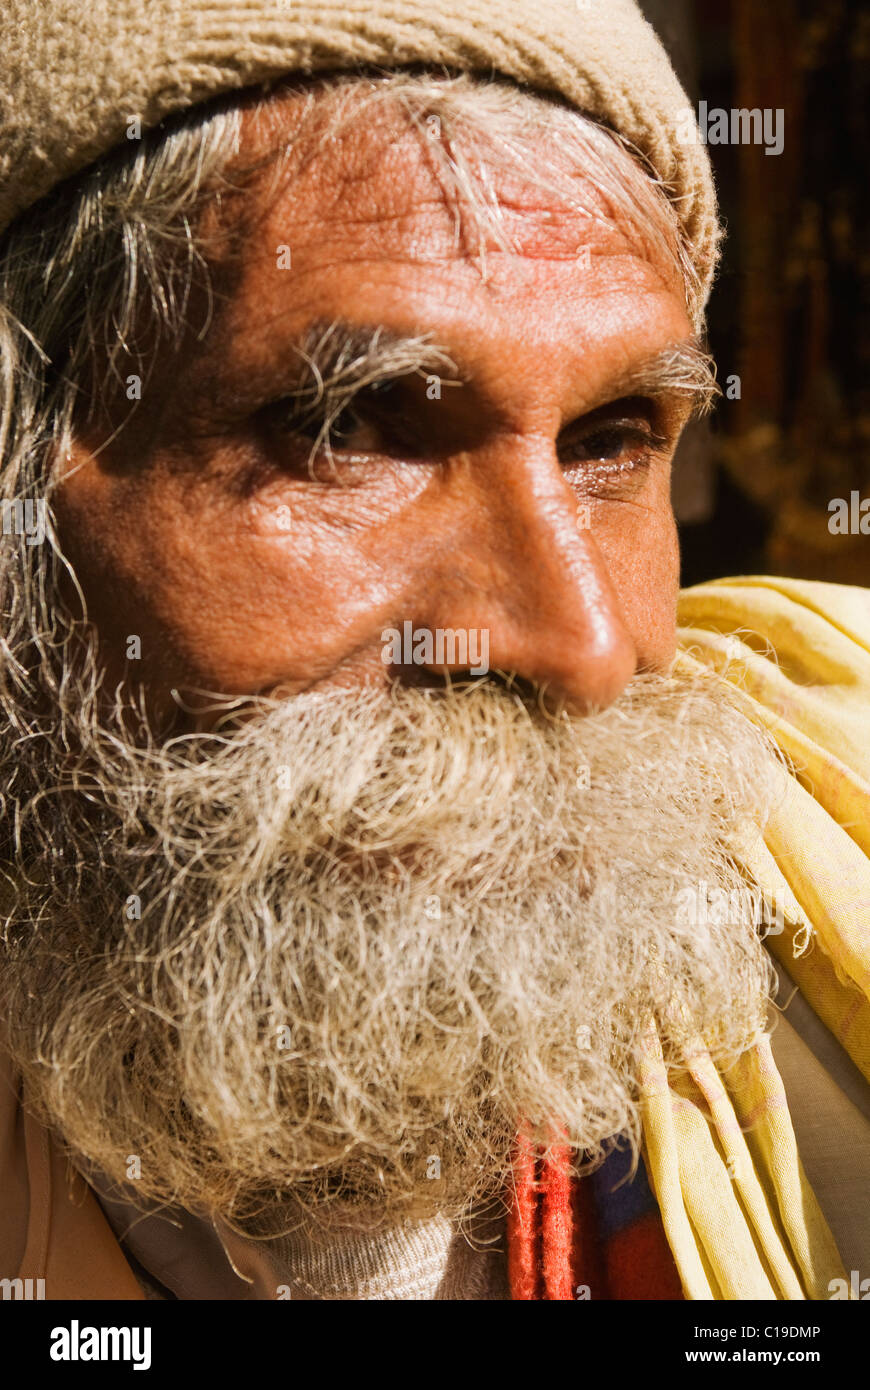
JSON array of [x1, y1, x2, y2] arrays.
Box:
[[199, 78, 688, 299], [169, 81, 692, 426]]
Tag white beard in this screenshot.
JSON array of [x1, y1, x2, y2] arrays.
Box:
[[0, 666, 779, 1230]]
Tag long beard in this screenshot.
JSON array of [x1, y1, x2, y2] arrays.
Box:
[[0, 658, 779, 1231]]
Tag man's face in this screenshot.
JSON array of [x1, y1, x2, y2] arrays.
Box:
[[54, 88, 691, 720], [0, 85, 773, 1232]]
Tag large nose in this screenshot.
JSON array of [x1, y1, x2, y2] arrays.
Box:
[[401, 449, 638, 712]]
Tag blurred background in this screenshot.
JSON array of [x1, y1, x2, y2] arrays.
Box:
[[641, 0, 869, 587]]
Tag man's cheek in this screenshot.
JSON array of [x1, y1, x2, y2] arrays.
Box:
[[153, 527, 377, 691]]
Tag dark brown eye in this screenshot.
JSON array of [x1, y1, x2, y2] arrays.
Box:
[[322, 405, 371, 443], [559, 420, 668, 471], [267, 380, 405, 457], [579, 427, 639, 461]]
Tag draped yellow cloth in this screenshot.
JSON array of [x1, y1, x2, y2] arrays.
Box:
[[640, 575, 870, 1299]]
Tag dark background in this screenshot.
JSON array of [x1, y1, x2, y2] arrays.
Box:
[[641, 0, 869, 587]]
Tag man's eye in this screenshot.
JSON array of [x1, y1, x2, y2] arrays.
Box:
[[316, 404, 384, 452], [281, 403, 382, 454], [330, 405, 364, 440], [267, 383, 401, 459], [559, 421, 668, 471]]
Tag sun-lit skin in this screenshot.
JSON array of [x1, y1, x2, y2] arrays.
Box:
[[53, 89, 695, 725]]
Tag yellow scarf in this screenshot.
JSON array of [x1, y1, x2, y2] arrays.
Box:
[[642, 575, 870, 1299]]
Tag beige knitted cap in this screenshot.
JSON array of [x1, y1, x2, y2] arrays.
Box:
[[0, 0, 718, 299]]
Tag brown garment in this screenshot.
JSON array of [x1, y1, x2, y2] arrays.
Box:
[[0, 1052, 143, 1299]]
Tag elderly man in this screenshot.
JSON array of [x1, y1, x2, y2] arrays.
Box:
[[0, 0, 868, 1303]]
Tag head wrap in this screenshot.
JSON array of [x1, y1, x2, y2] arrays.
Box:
[[0, 0, 718, 299]]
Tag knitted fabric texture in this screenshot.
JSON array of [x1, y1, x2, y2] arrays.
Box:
[[0, 0, 718, 301]]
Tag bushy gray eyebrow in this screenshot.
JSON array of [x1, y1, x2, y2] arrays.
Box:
[[282, 318, 462, 467], [278, 320, 719, 471], [599, 337, 720, 418]]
